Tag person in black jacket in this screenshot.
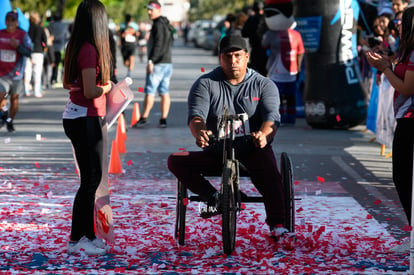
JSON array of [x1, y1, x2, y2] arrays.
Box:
[[24, 11, 47, 98], [133, 0, 173, 128], [241, 1, 268, 76]]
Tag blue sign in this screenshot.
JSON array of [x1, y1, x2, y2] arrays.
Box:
[[295, 16, 322, 53]]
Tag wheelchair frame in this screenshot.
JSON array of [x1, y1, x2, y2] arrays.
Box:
[[174, 112, 295, 255]]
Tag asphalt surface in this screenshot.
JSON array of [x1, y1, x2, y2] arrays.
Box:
[[0, 37, 404, 241]]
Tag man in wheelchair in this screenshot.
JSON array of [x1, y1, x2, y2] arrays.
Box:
[[168, 35, 288, 239]]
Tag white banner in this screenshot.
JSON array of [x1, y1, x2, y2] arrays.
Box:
[[376, 75, 395, 148]]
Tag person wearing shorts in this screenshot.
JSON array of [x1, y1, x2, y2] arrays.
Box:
[[133, 0, 173, 128], [0, 11, 33, 132], [119, 14, 138, 78]]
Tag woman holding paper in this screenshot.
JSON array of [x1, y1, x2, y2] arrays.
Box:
[[62, 0, 113, 255]]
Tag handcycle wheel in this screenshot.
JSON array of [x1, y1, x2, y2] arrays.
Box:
[[175, 179, 188, 245], [280, 152, 295, 232], [221, 159, 238, 255]]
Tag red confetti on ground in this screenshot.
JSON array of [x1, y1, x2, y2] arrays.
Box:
[[201, 67, 205, 72], [374, 199, 382, 205], [0, 168, 408, 273], [138, 87, 144, 93], [403, 225, 412, 232], [317, 176, 325, 183]]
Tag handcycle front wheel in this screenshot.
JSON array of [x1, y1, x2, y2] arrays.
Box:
[[175, 179, 188, 245], [221, 159, 239, 255], [280, 152, 295, 232]]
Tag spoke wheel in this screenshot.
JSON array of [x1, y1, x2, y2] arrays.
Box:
[[281, 152, 295, 232], [222, 159, 238, 255], [175, 180, 188, 245]]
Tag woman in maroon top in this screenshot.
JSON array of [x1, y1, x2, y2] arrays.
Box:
[[62, 0, 113, 255], [366, 6, 414, 254]]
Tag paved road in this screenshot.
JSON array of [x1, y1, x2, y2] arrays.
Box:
[[0, 37, 408, 273], [0, 37, 402, 235]]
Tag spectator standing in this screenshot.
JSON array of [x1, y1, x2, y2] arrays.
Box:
[[42, 19, 55, 90], [227, 12, 248, 36], [137, 22, 149, 63], [242, 1, 268, 76], [24, 11, 47, 98], [0, 11, 32, 132], [133, 0, 173, 128], [366, 6, 414, 254], [62, 0, 113, 255], [48, 13, 68, 87], [392, 0, 409, 15], [119, 14, 138, 78], [262, 9, 304, 125]]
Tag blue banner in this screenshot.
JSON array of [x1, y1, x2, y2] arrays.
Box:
[[0, 0, 29, 32]]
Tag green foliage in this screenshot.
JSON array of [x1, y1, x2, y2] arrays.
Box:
[[11, 0, 55, 18], [189, 0, 252, 21], [10, 0, 253, 25]]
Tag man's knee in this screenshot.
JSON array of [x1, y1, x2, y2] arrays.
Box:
[[168, 151, 190, 173]]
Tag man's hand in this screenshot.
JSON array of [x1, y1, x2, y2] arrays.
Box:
[[147, 63, 154, 74], [10, 37, 20, 48], [195, 129, 213, 148], [251, 130, 268, 148]]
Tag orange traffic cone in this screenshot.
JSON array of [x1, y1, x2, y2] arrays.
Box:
[[116, 125, 126, 154], [130, 102, 141, 127], [109, 140, 122, 174], [117, 113, 127, 141]]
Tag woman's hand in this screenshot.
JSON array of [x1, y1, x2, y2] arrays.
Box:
[[100, 81, 113, 95], [365, 50, 391, 72]]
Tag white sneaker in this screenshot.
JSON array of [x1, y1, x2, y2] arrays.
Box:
[[389, 239, 410, 254], [67, 237, 106, 255], [270, 226, 289, 240], [91, 237, 110, 251]]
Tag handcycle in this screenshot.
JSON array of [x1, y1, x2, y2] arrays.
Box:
[[174, 110, 295, 255]]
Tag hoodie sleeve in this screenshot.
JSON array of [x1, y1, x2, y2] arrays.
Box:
[[148, 18, 170, 63]]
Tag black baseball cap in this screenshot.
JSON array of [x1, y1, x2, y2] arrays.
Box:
[[219, 35, 248, 54], [6, 11, 18, 21]]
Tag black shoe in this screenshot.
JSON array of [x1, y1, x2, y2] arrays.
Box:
[[199, 192, 221, 219], [159, 118, 167, 128], [132, 117, 148, 128], [6, 121, 15, 133]]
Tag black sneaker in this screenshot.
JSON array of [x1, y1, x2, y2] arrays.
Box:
[[132, 117, 148, 128], [0, 115, 4, 129], [199, 192, 221, 219], [6, 121, 15, 133], [159, 118, 167, 128]]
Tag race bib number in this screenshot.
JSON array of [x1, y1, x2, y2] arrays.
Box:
[[0, 49, 16, 63], [125, 34, 136, 43], [218, 113, 250, 139]]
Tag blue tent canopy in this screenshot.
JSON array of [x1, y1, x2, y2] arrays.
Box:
[[0, 0, 29, 32]]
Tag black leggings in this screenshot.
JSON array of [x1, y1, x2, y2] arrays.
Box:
[[392, 118, 414, 224], [63, 117, 104, 241]]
